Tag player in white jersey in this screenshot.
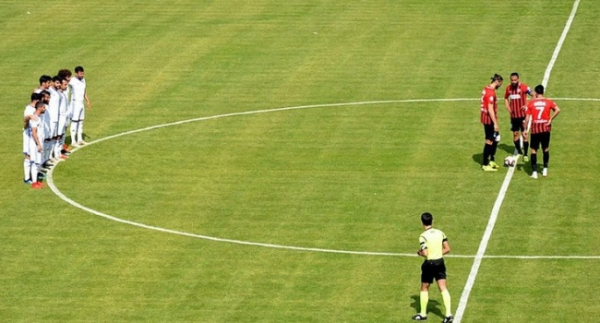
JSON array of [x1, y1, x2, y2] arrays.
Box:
[[39, 90, 54, 169], [69, 66, 91, 146], [56, 77, 70, 158], [47, 76, 62, 161], [58, 69, 73, 152], [23, 93, 42, 185], [25, 101, 47, 189]]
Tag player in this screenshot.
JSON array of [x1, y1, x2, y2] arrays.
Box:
[[23, 93, 41, 184], [54, 77, 69, 160], [39, 90, 54, 172], [58, 69, 72, 153], [47, 76, 62, 161], [504, 72, 532, 161], [34, 75, 52, 94], [25, 101, 47, 189], [524, 85, 561, 179], [480, 74, 503, 171], [69, 66, 91, 146], [412, 212, 453, 322]]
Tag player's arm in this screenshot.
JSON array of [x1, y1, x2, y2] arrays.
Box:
[[417, 237, 428, 258], [548, 105, 561, 126], [84, 91, 91, 109], [504, 88, 511, 113], [487, 101, 498, 131], [31, 125, 42, 152], [442, 239, 450, 255]]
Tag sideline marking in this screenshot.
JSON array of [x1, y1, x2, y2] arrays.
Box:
[[454, 1, 581, 322], [47, 96, 600, 260]]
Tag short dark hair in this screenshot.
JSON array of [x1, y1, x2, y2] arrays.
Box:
[[490, 74, 503, 83], [74, 66, 84, 73], [421, 212, 433, 226], [35, 101, 45, 110], [52, 75, 63, 83], [510, 72, 519, 78], [535, 84, 545, 95], [39, 75, 52, 85], [58, 69, 72, 78], [30, 92, 41, 102]]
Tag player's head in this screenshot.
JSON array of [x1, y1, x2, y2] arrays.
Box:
[[74, 66, 85, 79], [510, 72, 520, 88], [534, 84, 545, 96], [39, 75, 52, 88], [40, 90, 51, 104], [30, 92, 41, 103], [421, 212, 433, 226], [60, 78, 69, 91], [35, 101, 46, 114], [490, 74, 503, 89], [58, 69, 72, 81], [52, 75, 63, 88]]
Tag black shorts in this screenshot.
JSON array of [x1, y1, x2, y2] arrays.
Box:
[[510, 117, 526, 132], [421, 258, 447, 283], [529, 132, 551, 151], [483, 124, 498, 141]]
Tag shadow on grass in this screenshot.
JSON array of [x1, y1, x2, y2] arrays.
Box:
[[471, 143, 518, 165], [410, 295, 444, 320]]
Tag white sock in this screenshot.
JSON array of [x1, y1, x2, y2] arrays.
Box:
[[31, 162, 39, 183], [77, 120, 84, 142], [54, 139, 61, 157], [70, 121, 78, 144], [24, 158, 31, 181]]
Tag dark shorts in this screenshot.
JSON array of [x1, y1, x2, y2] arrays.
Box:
[[483, 124, 498, 141], [530, 132, 551, 151], [421, 258, 447, 283], [511, 117, 526, 132]]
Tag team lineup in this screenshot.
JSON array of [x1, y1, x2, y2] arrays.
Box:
[[22, 66, 91, 189], [479, 73, 561, 178]]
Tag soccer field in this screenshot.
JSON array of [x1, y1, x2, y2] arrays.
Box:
[[2, 1, 600, 322]]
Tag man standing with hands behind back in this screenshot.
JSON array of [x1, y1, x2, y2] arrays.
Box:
[[412, 212, 453, 323]]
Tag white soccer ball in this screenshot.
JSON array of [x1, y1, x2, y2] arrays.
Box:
[[504, 156, 517, 167]]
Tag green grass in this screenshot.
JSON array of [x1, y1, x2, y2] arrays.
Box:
[[1, 1, 600, 322]]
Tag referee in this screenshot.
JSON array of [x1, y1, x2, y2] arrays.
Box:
[[413, 212, 453, 323]]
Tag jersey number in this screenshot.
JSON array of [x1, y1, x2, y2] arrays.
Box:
[[535, 106, 545, 119]]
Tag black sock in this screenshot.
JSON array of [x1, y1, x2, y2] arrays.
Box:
[[523, 141, 529, 156], [514, 140, 523, 155], [543, 151, 549, 168], [531, 153, 537, 172], [490, 141, 498, 161], [482, 144, 490, 165]]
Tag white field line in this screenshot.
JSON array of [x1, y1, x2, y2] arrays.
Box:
[[47, 96, 599, 260], [454, 1, 581, 322]]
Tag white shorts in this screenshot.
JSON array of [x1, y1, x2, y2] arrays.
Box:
[[71, 102, 85, 121], [26, 137, 42, 164], [57, 117, 68, 136]]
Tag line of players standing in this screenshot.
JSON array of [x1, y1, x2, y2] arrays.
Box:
[[23, 66, 91, 189]]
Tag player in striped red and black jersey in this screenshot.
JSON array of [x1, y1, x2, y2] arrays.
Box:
[[524, 84, 561, 179], [504, 72, 532, 160], [480, 74, 503, 171]]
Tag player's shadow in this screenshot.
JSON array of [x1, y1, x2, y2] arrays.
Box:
[[471, 143, 516, 165], [410, 295, 444, 319]]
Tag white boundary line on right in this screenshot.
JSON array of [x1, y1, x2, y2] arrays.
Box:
[[454, 1, 582, 322]]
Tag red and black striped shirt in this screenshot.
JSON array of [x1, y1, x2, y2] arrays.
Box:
[[504, 83, 531, 118], [480, 86, 497, 125], [526, 98, 558, 133]]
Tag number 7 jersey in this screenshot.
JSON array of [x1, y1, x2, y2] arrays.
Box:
[[526, 98, 558, 133]]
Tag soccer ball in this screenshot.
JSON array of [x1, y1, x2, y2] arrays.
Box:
[[503, 156, 517, 167]]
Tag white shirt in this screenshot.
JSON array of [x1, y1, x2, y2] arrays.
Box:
[[47, 87, 60, 121], [69, 77, 86, 103]]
